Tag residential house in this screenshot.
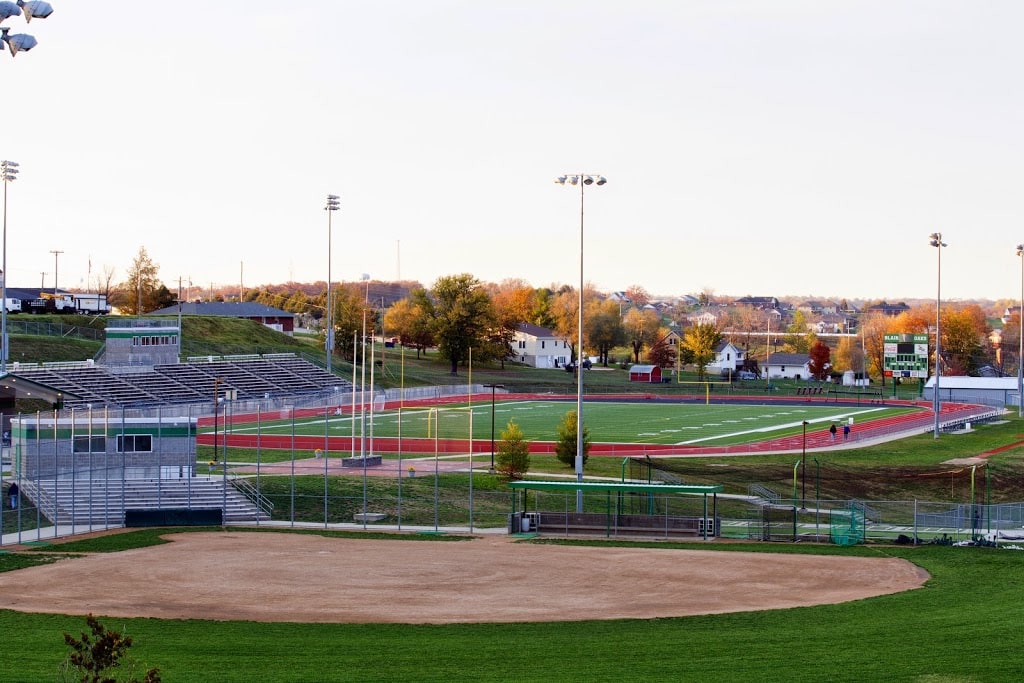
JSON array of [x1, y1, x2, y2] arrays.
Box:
[[865, 301, 911, 317], [512, 323, 570, 369], [708, 341, 745, 376], [798, 300, 839, 315], [734, 296, 780, 310], [764, 352, 811, 380]]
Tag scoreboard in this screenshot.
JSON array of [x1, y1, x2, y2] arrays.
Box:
[[883, 334, 929, 378]]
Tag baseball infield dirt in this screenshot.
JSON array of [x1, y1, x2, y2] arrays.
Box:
[[0, 532, 929, 624]]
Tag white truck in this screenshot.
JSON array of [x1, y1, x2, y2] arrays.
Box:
[[2, 297, 20, 314], [72, 293, 110, 314]]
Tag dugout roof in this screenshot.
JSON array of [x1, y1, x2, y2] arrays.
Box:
[[507, 481, 723, 495]]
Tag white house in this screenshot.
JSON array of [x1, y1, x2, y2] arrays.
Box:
[[708, 341, 745, 376], [513, 323, 570, 369], [764, 352, 811, 380]]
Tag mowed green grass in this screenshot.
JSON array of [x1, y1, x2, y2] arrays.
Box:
[[221, 400, 918, 447], [1, 532, 1023, 681]]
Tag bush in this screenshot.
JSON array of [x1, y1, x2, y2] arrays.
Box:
[[60, 614, 160, 683], [495, 419, 530, 480], [554, 410, 590, 469]]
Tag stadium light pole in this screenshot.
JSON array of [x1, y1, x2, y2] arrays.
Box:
[[1, 160, 18, 375], [1017, 244, 1024, 418], [324, 194, 340, 374], [930, 232, 946, 439], [801, 420, 808, 510], [555, 173, 606, 512]]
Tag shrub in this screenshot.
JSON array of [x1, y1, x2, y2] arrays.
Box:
[[495, 419, 530, 480], [554, 410, 590, 469], [60, 614, 160, 683]]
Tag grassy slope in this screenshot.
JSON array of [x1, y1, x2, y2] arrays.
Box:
[[0, 535, 1022, 682]]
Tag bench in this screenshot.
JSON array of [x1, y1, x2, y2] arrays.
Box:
[[353, 512, 386, 523]]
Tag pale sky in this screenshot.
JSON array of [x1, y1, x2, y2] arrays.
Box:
[[2, 1, 1022, 302]]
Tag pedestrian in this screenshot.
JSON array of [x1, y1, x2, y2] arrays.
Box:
[[843, 424, 850, 441], [829, 424, 837, 442], [8, 481, 17, 509]]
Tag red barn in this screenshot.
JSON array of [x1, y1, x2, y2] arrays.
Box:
[[628, 364, 662, 383]]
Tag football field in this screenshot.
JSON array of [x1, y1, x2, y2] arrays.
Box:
[[224, 399, 918, 448]]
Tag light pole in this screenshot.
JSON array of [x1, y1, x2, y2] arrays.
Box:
[[1017, 244, 1024, 418], [801, 420, 809, 510], [212, 378, 223, 463], [555, 173, 607, 512], [324, 194, 339, 373], [359, 273, 370, 459], [484, 383, 504, 473], [1, 159, 18, 375], [929, 233, 946, 438]]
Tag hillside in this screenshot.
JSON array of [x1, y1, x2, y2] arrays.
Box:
[[5, 315, 318, 365]]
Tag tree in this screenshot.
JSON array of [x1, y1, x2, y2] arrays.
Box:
[[413, 274, 495, 374], [860, 311, 898, 385], [329, 284, 374, 362], [785, 310, 815, 354], [61, 613, 160, 683], [488, 279, 535, 369], [383, 296, 433, 359], [808, 340, 832, 380], [683, 322, 722, 381], [549, 286, 597, 364], [647, 332, 677, 368], [554, 410, 590, 469], [1000, 311, 1021, 375], [110, 247, 161, 315], [585, 299, 625, 366], [623, 307, 661, 364], [625, 284, 650, 308], [942, 306, 989, 375], [833, 335, 866, 376], [495, 419, 530, 480]]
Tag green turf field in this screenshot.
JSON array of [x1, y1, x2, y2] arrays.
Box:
[[220, 400, 918, 447]]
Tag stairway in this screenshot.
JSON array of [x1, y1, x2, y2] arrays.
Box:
[[16, 476, 271, 525]]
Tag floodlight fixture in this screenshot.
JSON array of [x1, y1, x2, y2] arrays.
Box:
[[18, 0, 53, 22], [0, 2, 20, 22], [1, 26, 36, 56]]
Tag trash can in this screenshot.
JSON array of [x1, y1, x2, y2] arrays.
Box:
[[508, 513, 522, 533]]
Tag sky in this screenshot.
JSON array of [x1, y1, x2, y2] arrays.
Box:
[[1, 1, 1022, 303]]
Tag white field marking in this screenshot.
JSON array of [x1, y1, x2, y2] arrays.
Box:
[[676, 407, 889, 445]]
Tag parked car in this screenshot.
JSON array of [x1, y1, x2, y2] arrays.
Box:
[[737, 370, 758, 380]]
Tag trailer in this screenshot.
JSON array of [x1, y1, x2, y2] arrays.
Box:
[[72, 293, 110, 314]]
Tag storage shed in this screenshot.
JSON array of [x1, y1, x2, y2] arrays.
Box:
[[628, 364, 662, 383]]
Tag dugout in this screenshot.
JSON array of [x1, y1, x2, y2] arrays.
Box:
[[508, 480, 724, 540]]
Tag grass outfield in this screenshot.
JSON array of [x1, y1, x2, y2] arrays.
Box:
[[219, 400, 918, 448], [1, 531, 1023, 681]]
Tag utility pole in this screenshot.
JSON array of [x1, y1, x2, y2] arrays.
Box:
[[49, 250, 62, 294]]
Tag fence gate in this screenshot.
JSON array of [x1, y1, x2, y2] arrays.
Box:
[[760, 505, 796, 542]]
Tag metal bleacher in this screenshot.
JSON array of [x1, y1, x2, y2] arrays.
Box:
[[11, 353, 350, 408]]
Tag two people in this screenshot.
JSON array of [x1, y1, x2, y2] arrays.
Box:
[[829, 423, 851, 442]]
